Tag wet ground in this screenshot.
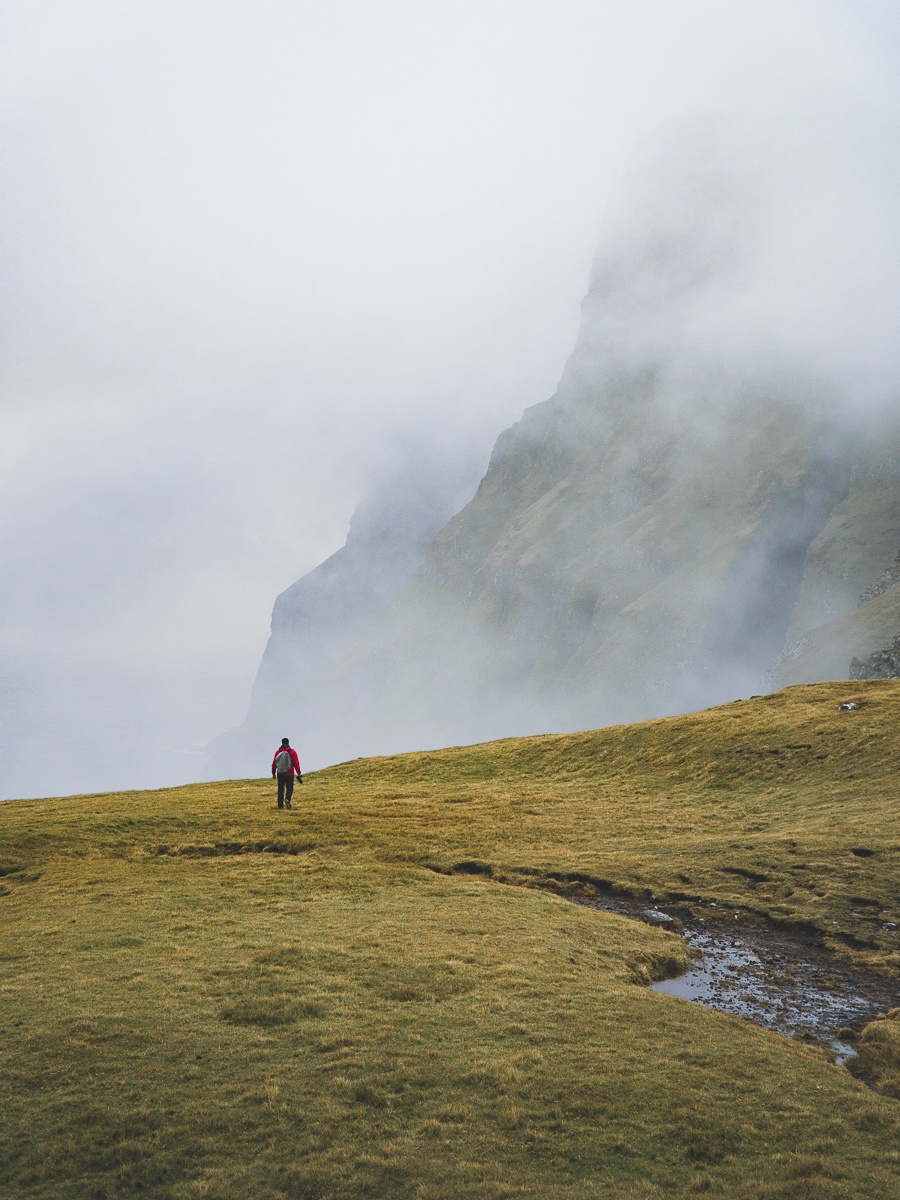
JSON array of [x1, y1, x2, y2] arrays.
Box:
[[576, 895, 899, 1062]]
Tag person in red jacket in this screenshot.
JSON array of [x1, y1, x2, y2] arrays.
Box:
[[271, 738, 302, 809]]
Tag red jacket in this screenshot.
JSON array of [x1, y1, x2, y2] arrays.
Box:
[[271, 746, 302, 776]]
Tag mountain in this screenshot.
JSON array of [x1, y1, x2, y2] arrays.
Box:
[[207, 451, 483, 777], [207, 188, 900, 779]]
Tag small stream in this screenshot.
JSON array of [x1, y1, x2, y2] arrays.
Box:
[[577, 897, 898, 1061], [650, 929, 866, 1062]]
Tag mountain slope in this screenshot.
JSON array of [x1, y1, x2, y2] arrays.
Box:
[[209, 366, 900, 778], [209, 182, 900, 777]]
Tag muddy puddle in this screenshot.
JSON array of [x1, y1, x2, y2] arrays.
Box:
[[576, 896, 898, 1061]]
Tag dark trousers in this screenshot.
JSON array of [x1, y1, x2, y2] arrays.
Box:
[[276, 773, 295, 807]]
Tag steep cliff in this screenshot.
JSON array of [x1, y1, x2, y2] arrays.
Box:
[[206, 452, 482, 777], [208, 391, 900, 779], [207, 193, 900, 777]]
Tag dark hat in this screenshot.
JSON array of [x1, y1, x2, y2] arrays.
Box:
[[281, 738, 290, 746]]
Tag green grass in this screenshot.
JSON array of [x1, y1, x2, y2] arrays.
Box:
[[2, 679, 900, 1198]]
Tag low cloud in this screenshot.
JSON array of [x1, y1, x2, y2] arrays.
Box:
[[1, 2, 898, 796]]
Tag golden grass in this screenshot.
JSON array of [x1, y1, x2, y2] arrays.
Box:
[[1, 679, 899, 1198], [850, 1010, 900, 1097]]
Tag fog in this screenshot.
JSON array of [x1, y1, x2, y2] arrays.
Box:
[[1, 1, 899, 799]]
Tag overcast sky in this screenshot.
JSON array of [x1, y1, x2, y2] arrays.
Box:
[[1, 1, 899, 799]]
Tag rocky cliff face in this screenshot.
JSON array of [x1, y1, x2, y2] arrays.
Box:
[[207, 209, 900, 778]]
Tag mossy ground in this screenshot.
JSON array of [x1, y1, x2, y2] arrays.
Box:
[[2, 680, 899, 1198]]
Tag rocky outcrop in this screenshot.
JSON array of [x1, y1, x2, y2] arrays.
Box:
[[850, 635, 900, 680], [768, 583, 900, 690], [859, 550, 900, 607]]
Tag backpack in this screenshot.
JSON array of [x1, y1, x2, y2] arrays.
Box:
[[274, 749, 293, 773]]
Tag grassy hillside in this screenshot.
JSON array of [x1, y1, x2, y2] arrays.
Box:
[[2, 680, 900, 1198]]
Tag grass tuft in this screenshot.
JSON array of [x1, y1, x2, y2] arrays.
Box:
[[219, 999, 296, 1026]]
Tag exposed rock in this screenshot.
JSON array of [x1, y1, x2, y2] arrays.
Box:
[[767, 577, 900, 689], [849, 635, 900, 681], [640, 909, 682, 930], [859, 550, 900, 606]]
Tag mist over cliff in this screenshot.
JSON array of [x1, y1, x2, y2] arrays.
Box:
[[209, 119, 900, 779], [4, 4, 900, 800]]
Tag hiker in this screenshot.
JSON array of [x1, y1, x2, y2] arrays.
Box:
[[271, 738, 302, 809]]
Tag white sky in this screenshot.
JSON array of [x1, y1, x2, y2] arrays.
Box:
[[1, 1, 899, 797]]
